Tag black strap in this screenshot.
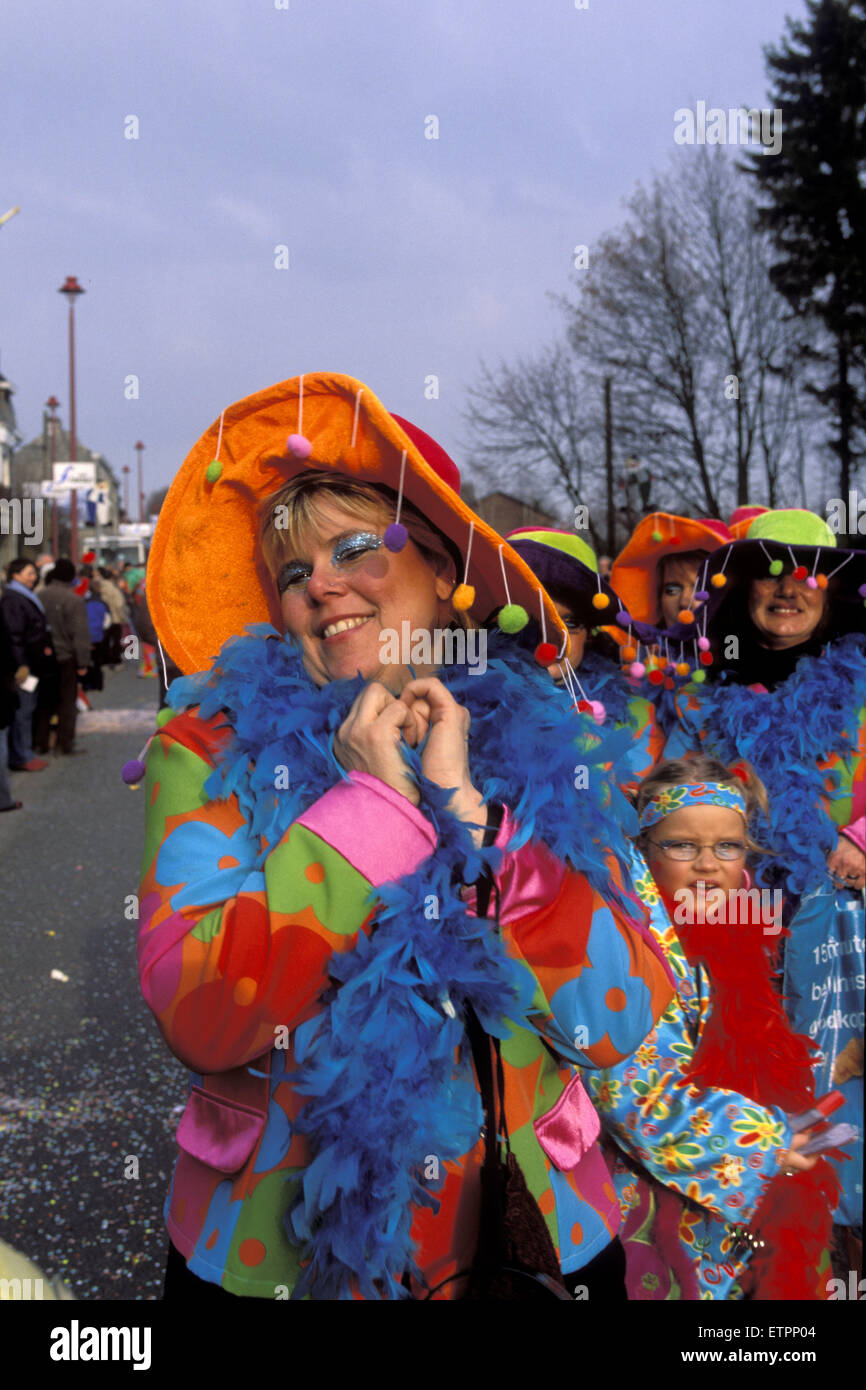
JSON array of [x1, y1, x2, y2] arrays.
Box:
[[464, 997, 507, 1274]]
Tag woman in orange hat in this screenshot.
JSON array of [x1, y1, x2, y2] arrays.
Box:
[[606, 514, 732, 730], [611, 513, 733, 630], [136, 372, 676, 1301]]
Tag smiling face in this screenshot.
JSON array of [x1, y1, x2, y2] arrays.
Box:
[[13, 562, 38, 589], [748, 572, 826, 650], [643, 803, 747, 899], [276, 496, 454, 690]]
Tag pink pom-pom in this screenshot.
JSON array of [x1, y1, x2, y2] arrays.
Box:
[[122, 759, 146, 785], [697, 636, 710, 651], [806, 576, 818, 589], [384, 522, 409, 551], [286, 433, 313, 459], [629, 661, 646, 678], [588, 700, 606, 725]]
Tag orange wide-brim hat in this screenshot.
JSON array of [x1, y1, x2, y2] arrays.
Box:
[[148, 371, 567, 675], [610, 512, 733, 625]]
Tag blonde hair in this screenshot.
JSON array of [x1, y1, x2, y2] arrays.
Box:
[[635, 754, 771, 857], [258, 471, 473, 629]]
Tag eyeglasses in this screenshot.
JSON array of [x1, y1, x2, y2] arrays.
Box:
[[276, 531, 384, 595], [645, 839, 748, 862]]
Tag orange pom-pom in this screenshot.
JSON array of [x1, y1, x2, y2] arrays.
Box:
[[710, 574, 727, 589], [675, 661, 691, 677], [622, 645, 637, 662], [816, 573, 829, 590], [452, 583, 475, 611], [591, 592, 610, 610], [678, 608, 695, 624]]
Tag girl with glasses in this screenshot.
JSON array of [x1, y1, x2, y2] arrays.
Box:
[[587, 754, 841, 1301]]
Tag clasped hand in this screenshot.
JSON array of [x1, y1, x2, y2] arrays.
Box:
[[333, 678, 486, 842]]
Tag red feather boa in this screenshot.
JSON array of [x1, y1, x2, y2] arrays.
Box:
[[661, 890, 839, 1300]]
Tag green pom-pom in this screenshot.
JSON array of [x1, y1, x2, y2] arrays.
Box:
[[692, 669, 707, 684], [156, 707, 175, 728], [769, 559, 783, 576], [498, 603, 529, 633], [206, 459, 222, 483], [651, 530, 663, 542]]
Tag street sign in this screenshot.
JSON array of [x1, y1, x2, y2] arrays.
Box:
[[41, 479, 91, 495], [53, 461, 96, 487]]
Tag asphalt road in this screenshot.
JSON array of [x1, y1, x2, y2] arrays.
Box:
[[0, 663, 186, 1300]]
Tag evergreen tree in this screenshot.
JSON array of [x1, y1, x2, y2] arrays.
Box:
[[747, 0, 866, 505]]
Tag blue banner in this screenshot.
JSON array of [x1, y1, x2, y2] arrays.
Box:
[[784, 887, 864, 1227]]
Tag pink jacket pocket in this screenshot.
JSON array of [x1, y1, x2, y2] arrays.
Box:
[[176, 1085, 267, 1174], [533, 1072, 600, 1171]]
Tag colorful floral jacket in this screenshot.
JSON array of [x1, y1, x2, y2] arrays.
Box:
[[588, 853, 793, 1301], [138, 707, 675, 1297]]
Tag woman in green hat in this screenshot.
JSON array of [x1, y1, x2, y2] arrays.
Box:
[[662, 508, 865, 1266], [506, 527, 666, 784]]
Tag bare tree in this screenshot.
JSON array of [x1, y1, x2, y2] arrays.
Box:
[[684, 146, 816, 508], [464, 148, 822, 548], [462, 340, 608, 547]]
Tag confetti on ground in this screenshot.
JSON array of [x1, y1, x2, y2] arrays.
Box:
[[77, 709, 157, 734]]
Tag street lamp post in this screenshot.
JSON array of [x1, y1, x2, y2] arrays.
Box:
[[135, 440, 145, 523], [58, 275, 85, 564], [122, 465, 130, 519], [46, 395, 60, 554]]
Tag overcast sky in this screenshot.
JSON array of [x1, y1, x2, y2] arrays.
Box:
[[2, 0, 806, 503]]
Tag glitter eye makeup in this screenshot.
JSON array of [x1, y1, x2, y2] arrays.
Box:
[[331, 532, 383, 567], [277, 562, 313, 595], [276, 531, 384, 595]]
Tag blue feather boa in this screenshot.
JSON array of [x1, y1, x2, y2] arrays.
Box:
[[676, 634, 866, 898], [166, 627, 640, 1299]]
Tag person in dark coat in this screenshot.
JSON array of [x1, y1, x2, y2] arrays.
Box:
[[38, 559, 92, 756], [0, 606, 23, 809], [1, 557, 52, 771]]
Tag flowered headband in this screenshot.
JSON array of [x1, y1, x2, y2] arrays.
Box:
[[639, 782, 747, 830]]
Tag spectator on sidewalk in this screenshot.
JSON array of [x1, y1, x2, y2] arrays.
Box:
[[0, 557, 51, 772], [95, 567, 127, 667], [39, 558, 92, 756], [0, 606, 23, 811], [34, 554, 56, 591], [82, 574, 110, 692]]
